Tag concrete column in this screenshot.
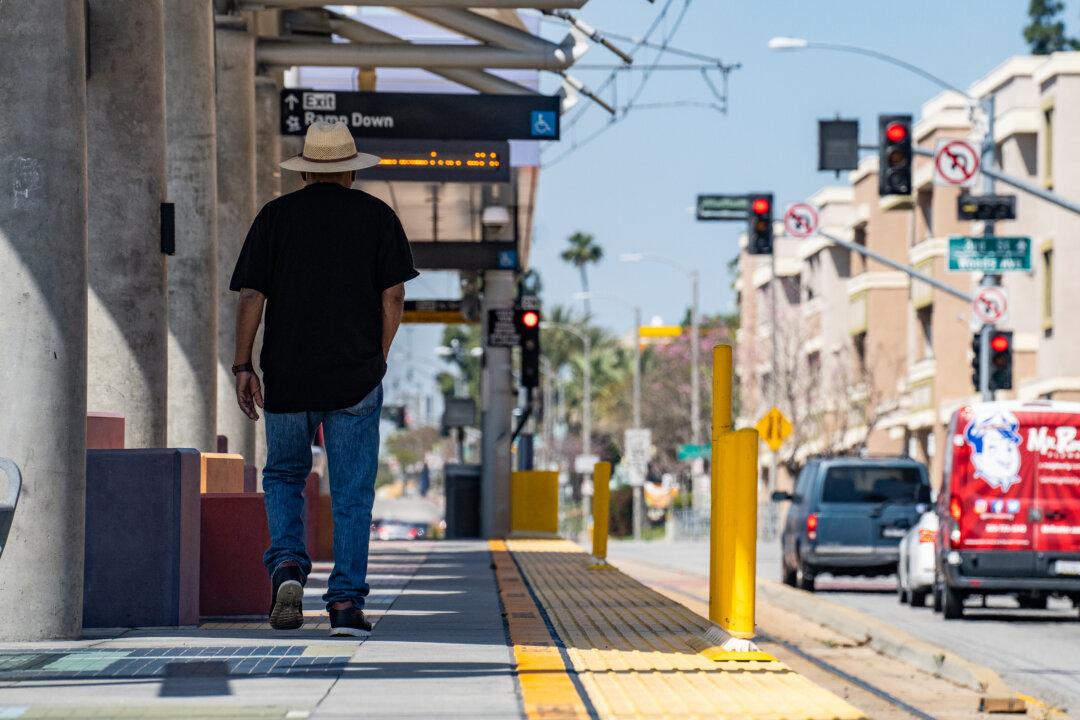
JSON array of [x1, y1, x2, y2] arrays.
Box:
[[86, 0, 169, 448], [215, 21, 258, 461], [480, 270, 515, 537], [0, 0, 89, 640], [252, 75, 282, 473], [280, 135, 305, 195], [164, 0, 219, 451]]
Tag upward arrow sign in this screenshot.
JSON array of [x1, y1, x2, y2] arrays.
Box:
[[284, 94, 299, 111]]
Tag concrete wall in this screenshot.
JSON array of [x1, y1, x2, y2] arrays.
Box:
[[0, 0, 89, 640], [214, 23, 258, 461], [164, 0, 219, 452], [86, 0, 169, 449]]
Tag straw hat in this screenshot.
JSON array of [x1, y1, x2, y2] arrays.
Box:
[[280, 120, 380, 173]]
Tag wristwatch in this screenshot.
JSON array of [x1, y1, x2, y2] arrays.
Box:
[[231, 362, 254, 375]]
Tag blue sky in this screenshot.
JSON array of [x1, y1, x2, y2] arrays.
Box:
[[530, 0, 1079, 331]]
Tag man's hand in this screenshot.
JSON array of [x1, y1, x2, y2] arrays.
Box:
[[235, 371, 265, 421]]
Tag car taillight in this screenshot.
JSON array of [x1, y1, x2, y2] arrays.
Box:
[[806, 513, 818, 540], [408, 527, 418, 539], [949, 497, 962, 522], [918, 528, 935, 544]]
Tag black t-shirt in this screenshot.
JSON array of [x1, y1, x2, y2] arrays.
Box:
[[229, 183, 418, 413]]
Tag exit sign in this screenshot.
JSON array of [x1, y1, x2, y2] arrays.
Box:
[[947, 236, 1032, 272]]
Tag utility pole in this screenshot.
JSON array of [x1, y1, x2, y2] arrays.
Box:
[[633, 304, 643, 542], [978, 95, 996, 402], [769, 249, 779, 493], [690, 270, 701, 448]]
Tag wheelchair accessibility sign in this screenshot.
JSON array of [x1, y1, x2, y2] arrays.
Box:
[[531, 111, 557, 138]]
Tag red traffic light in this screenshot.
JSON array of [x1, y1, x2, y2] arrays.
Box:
[[885, 122, 908, 143], [751, 197, 770, 214], [991, 334, 1010, 352], [521, 310, 540, 329]]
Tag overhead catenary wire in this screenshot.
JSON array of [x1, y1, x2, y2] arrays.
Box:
[[544, 0, 708, 168]]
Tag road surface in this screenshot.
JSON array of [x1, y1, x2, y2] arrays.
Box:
[[606, 539, 1080, 714]]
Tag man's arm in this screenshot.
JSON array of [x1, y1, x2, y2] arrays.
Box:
[[381, 282, 406, 360], [234, 288, 266, 420]]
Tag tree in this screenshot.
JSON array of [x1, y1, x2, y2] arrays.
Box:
[[559, 231, 603, 316], [436, 324, 482, 403], [1024, 0, 1080, 54]]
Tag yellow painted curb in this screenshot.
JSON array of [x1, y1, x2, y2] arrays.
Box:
[[489, 539, 591, 720]]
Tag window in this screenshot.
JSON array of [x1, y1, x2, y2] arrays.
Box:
[[854, 332, 867, 374], [1043, 246, 1054, 332], [1043, 104, 1055, 190], [821, 466, 929, 504], [917, 306, 933, 359]]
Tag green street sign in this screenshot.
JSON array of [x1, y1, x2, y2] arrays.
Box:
[[947, 236, 1032, 272], [696, 194, 750, 221], [677, 443, 711, 461]]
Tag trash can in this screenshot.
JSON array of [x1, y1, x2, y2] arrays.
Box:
[[445, 463, 482, 539]]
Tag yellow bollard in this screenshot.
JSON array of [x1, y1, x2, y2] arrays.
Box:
[[716, 428, 760, 639], [703, 344, 773, 662], [590, 461, 612, 568], [708, 346, 732, 623]]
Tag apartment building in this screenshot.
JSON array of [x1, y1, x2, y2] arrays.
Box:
[[738, 52, 1080, 491]]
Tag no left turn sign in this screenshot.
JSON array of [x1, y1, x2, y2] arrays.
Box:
[[784, 203, 819, 238], [934, 138, 980, 188], [973, 286, 1008, 325]]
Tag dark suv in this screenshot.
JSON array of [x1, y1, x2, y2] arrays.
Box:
[[773, 457, 932, 591]]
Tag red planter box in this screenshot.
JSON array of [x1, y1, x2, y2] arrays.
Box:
[[200, 493, 271, 617]]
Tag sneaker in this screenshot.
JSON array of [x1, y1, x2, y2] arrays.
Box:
[[329, 605, 372, 637], [269, 564, 305, 630]]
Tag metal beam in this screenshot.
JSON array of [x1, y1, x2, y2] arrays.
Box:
[[243, 1, 588, 9], [257, 38, 583, 70], [403, 7, 559, 54], [912, 144, 1080, 218], [818, 229, 974, 303], [322, 10, 535, 95]]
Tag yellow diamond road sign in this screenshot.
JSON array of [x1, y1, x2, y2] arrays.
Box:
[[756, 407, 793, 452]]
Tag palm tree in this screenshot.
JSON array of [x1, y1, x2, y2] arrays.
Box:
[[560, 231, 603, 316]]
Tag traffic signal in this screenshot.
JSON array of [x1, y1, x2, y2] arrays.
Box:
[[971, 334, 982, 390], [381, 404, 408, 429], [878, 114, 912, 197], [989, 331, 1013, 391], [516, 306, 541, 388], [957, 194, 1017, 221], [747, 193, 773, 255]]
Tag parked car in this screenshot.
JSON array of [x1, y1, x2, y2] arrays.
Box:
[[897, 510, 938, 606], [934, 402, 1080, 619], [370, 519, 427, 541], [774, 457, 932, 592]]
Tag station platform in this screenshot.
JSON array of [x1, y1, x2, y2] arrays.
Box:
[[0, 540, 863, 719]]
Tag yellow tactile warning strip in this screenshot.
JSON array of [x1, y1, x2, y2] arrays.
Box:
[[490, 539, 592, 720], [507, 539, 866, 720]]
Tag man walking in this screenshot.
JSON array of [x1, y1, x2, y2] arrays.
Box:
[[230, 121, 418, 636]]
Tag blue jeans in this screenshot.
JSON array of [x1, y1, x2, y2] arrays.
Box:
[[262, 384, 383, 609]]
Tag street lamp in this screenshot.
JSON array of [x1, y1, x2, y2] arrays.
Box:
[[619, 252, 701, 449], [768, 35, 1002, 402], [573, 291, 641, 428], [542, 321, 593, 460], [574, 290, 644, 542], [766, 36, 970, 99]]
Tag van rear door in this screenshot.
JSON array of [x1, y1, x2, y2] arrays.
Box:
[[948, 406, 1036, 576], [817, 465, 925, 552], [1027, 411, 1080, 566]]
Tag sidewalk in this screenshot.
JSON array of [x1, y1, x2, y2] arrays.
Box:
[[0, 540, 863, 719], [0, 542, 519, 719]]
